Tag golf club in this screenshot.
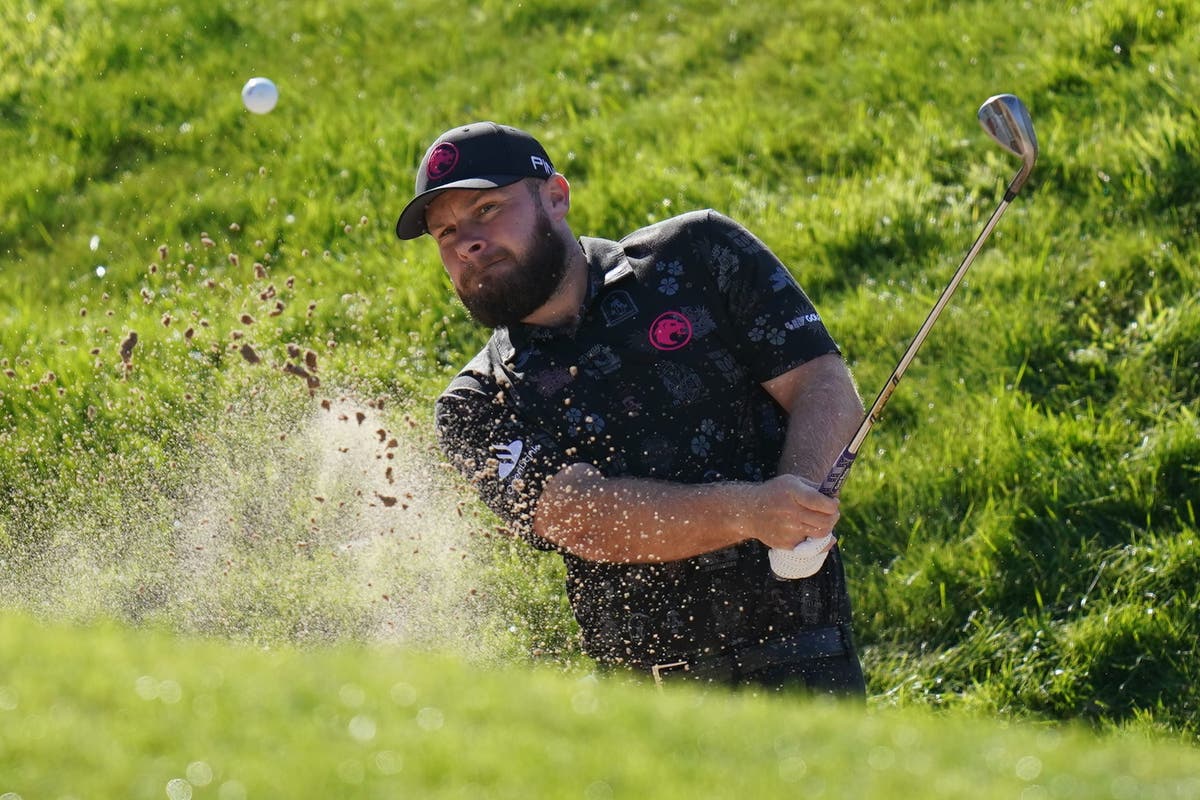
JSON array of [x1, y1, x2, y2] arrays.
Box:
[[770, 93, 1039, 580]]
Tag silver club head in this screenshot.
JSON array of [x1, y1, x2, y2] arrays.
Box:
[[978, 93, 1038, 196]]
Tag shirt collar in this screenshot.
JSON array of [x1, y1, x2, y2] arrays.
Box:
[[496, 236, 631, 363]]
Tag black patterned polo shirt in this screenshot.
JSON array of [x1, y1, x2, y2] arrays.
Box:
[[435, 209, 854, 668]]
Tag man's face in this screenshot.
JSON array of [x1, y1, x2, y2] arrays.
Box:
[[425, 180, 568, 328]]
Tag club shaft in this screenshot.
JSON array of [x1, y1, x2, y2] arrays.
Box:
[[819, 193, 1015, 497]]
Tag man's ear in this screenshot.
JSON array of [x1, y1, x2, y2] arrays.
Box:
[[540, 174, 571, 221]]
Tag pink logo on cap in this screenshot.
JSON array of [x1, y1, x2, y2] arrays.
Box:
[[649, 311, 692, 351], [427, 142, 460, 180]]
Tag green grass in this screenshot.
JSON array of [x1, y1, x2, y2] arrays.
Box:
[[2, 0, 1200, 789], [4, 610, 1200, 799]]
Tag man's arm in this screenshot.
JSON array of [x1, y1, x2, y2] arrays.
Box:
[[762, 352, 864, 489], [532, 464, 841, 563], [531, 354, 858, 563]]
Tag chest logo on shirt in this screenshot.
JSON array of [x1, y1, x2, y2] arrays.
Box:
[[649, 311, 693, 351], [601, 291, 638, 326]]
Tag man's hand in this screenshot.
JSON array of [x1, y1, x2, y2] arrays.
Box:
[[744, 474, 840, 551]]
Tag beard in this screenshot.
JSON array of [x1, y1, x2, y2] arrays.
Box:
[[456, 206, 570, 329]]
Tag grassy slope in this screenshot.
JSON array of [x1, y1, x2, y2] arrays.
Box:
[[1, 0, 1198, 771], [3, 610, 1200, 799]]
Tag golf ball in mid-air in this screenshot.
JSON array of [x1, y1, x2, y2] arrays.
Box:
[[241, 77, 278, 114]]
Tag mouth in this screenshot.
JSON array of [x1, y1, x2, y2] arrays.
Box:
[[481, 253, 511, 270], [464, 254, 510, 280], [459, 256, 508, 293]]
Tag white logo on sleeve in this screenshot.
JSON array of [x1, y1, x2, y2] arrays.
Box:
[[784, 312, 822, 330], [495, 440, 524, 479]]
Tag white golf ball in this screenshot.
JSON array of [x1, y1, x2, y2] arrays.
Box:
[[241, 77, 278, 114]]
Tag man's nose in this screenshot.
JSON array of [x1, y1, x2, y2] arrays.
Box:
[[454, 225, 486, 259]]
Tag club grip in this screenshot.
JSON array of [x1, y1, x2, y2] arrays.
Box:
[[818, 449, 858, 497]]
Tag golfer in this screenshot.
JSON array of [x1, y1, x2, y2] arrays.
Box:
[[396, 122, 867, 696]]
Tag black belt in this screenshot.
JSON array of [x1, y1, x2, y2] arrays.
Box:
[[649, 624, 851, 685]]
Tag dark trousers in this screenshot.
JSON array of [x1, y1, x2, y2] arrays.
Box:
[[740, 650, 866, 699], [647, 623, 867, 700]]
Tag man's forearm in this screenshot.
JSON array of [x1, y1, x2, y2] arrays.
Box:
[[532, 464, 755, 563], [532, 463, 842, 563], [764, 354, 864, 489]]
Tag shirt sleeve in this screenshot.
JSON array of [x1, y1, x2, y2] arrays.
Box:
[[435, 373, 573, 551], [696, 210, 840, 383]]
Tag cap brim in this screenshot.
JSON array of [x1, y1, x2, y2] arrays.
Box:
[[394, 175, 525, 240]]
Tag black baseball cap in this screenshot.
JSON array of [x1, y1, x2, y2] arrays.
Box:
[[394, 122, 556, 240]]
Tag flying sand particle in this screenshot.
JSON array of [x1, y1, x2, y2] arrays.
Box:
[[120, 332, 138, 364], [282, 362, 320, 390]]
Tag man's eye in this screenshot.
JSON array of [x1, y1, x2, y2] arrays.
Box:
[[436, 226, 455, 240]]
